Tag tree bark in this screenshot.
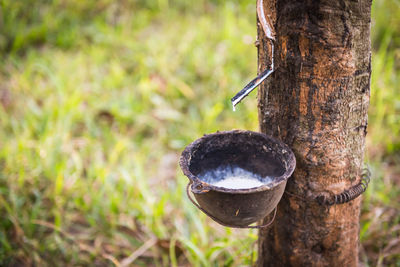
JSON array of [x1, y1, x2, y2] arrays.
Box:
[[257, 0, 371, 266]]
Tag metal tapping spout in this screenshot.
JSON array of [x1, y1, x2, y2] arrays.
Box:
[[231, 0, 275, 110]]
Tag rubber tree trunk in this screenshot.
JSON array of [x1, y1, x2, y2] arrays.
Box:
[[256, 0, 371, 266]]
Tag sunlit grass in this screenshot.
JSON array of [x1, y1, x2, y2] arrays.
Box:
[[0, 1, 260, 266]]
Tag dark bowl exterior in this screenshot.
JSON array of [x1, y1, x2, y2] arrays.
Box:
[[193, 181, 287, 226]]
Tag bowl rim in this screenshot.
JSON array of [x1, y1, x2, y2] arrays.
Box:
[[179, 129, 296, 194]]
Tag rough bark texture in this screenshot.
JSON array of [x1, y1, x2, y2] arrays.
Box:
[[256, 0, 371, 266]]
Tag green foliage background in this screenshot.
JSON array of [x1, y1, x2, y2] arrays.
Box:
[[0, 0, 399, 266]]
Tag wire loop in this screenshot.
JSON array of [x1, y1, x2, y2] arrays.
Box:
[[285, 168, 371, 206], [316, 168, 371, 205]]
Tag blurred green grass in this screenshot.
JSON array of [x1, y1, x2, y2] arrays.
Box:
[[0, 0, 399, 266]]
